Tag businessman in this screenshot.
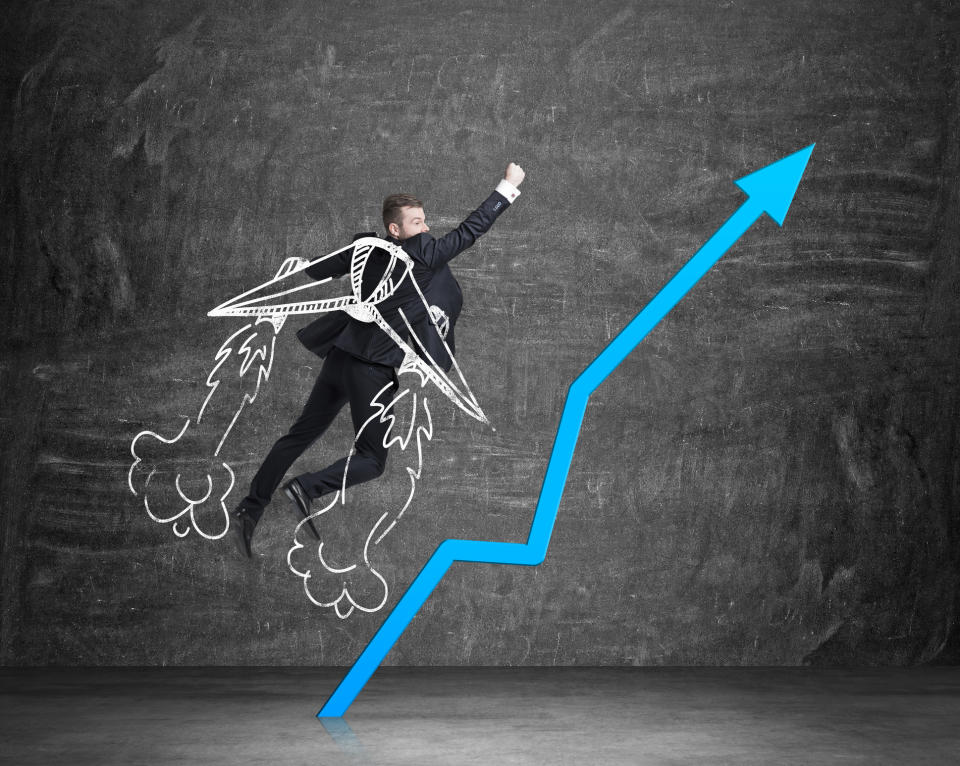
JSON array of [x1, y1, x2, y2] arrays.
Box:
[[231, 162, 525, 557]]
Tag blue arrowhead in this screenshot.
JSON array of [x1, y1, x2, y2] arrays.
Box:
[[734, 143, 815, 226]]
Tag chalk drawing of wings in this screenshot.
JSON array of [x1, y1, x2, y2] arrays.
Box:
[[208, 237, 487, 424]]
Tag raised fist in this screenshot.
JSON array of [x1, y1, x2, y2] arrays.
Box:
[[504, 162, 525, 186]]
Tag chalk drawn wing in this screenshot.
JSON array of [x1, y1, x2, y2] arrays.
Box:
[[208, 237, 488, 424]]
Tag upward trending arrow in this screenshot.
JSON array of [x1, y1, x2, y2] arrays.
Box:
[[317, 144, 815, 718]]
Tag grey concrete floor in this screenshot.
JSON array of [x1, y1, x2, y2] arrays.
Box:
[[1, 667, 958, 765]]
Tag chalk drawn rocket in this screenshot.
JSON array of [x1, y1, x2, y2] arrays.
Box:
[[130, 237, 488, 619]]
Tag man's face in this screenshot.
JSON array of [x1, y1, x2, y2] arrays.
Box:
[[391, 206, 429, 240]]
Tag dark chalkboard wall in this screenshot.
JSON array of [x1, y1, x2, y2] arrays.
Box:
[[1, 0, 958, 667]]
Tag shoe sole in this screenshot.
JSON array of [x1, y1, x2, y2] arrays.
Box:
[[231, 515, 252, 558], [285, 486, 321, 540]]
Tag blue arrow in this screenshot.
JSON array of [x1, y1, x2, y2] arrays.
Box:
[[317, 143, 815, 718]]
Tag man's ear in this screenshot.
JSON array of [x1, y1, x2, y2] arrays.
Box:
[[388, 222, 399, 238]]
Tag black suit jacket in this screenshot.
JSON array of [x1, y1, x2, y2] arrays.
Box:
[[296, 190, 512, 369]]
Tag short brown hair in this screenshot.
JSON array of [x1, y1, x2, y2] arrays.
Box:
[[382, 193, 423, 231]]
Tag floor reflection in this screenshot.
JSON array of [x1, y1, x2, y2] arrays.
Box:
[[318, 717, 365, 758]]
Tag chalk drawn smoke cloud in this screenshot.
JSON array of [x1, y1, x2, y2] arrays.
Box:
[[127, 259, 299, 538], [287, 366, 435, 619], [128, 419, 235, 540]]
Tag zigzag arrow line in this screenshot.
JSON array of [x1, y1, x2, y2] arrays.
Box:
[[318, 144, 815, 718]]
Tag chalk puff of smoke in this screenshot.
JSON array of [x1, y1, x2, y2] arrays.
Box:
[[286, 374, 437, 618], [128, 420, 235, 540], [286, 491, 390, 619], [370, 370, 433, 546]]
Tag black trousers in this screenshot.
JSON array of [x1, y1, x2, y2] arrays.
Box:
[[240, 346, 398, 515]]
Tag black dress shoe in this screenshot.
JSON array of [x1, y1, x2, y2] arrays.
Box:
[[284, 479, 320, 540], [231, 507, 257, 558]]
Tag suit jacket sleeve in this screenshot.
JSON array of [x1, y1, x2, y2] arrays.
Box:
[[302, 250, 349, 282], [414, 191, 511, 270], [303, 231, 379, 281]]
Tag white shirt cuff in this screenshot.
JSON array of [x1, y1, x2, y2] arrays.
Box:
[[495, 178, 521, 203]]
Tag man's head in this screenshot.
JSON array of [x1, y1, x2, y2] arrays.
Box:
[[382, 193, 429, 240]]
